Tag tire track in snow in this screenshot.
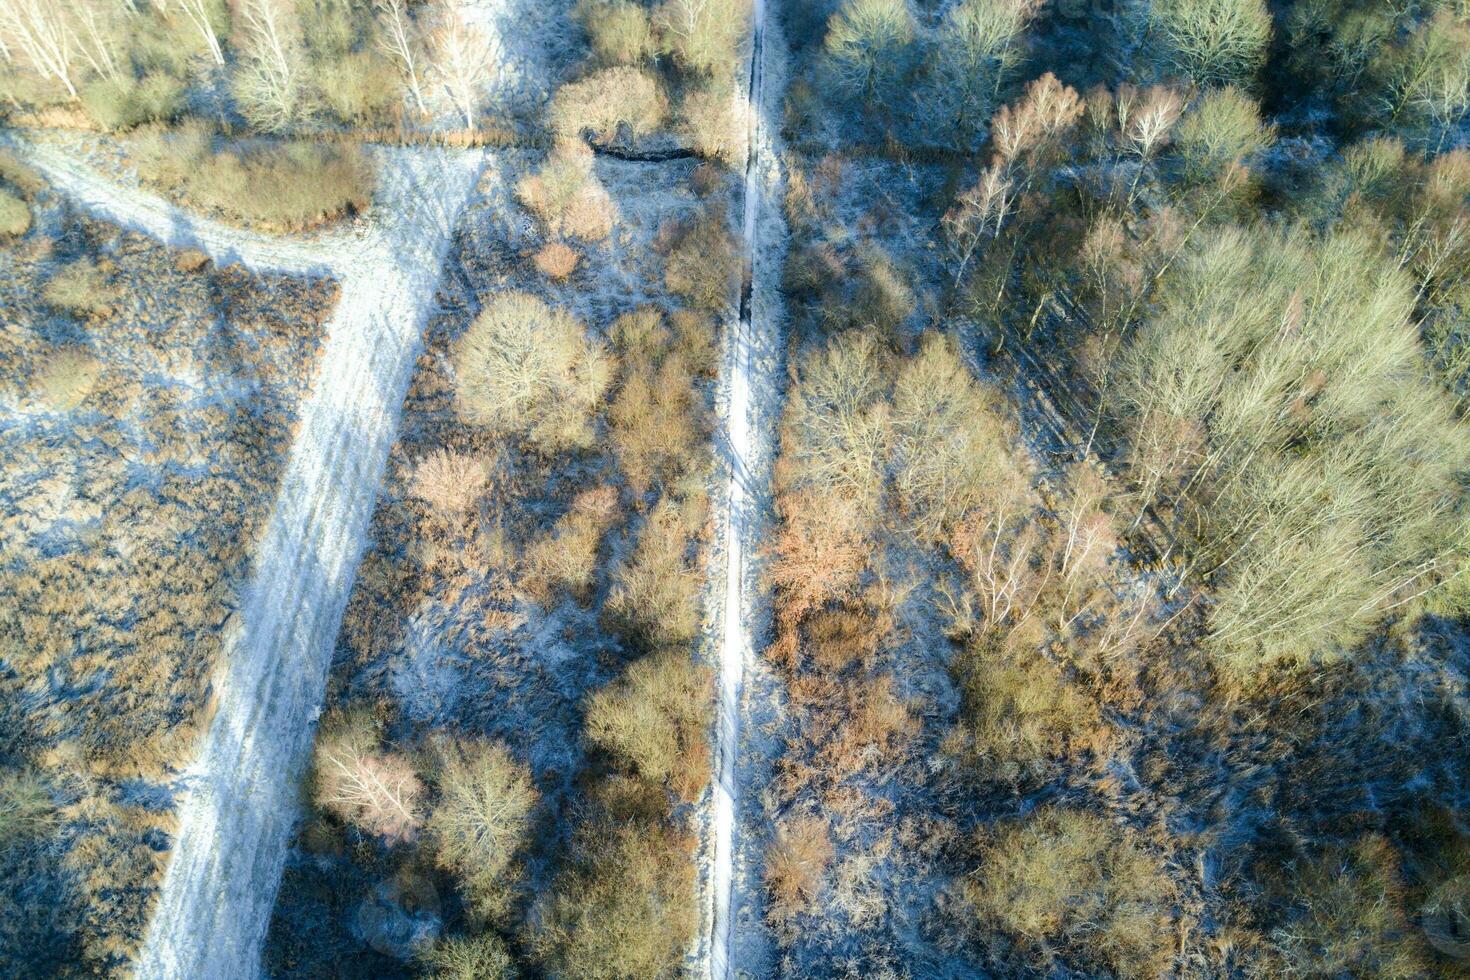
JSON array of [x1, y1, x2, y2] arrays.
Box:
[[16, 142, 488, 979], [708, 0, 788, 975]]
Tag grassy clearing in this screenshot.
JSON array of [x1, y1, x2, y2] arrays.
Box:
[[129, 122, 375, 232]]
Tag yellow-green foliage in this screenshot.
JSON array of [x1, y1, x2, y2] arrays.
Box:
[[130, 123, 375, 232], [451, 291, 614, 453], [1105, 225, 1470, 667], [427, 739, 537, 922], [960, 808, 1176, 978], [531, 819, 697, 979], [0, 189, 31, 237], [586, 649, 713, 802]]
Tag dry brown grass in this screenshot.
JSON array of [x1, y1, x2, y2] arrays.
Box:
[[0, 210, 335, 969], [765, 813, 835, 933]]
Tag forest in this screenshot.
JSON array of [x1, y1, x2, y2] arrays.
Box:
[[0, 0, 1469, 978]]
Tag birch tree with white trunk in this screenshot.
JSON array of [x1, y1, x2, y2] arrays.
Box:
[[376, 0, 427, 115], [431, 2, 495, 129]]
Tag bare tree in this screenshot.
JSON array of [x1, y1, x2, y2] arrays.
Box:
[[432, 2, 495, 129], [232, 0, 305, 130], [312, 710, 423, 841], [0, 0, 81, 99], [823, 0, 915, 106], [376, 0, 426, 115]]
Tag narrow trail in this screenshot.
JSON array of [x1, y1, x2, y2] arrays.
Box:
[[17, 143, 488, 979], [708, 0, 787, 975]]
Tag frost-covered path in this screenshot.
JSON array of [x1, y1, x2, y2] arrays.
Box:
[[707, 0, 788, 974], [16, 142, 486, 979]]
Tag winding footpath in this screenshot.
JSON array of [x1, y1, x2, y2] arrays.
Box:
[[17, 140, 486, 979], [709, 0, 788, 974]]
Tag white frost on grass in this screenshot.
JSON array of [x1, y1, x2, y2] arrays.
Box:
[[17, 143, 489, 980], [706, 0, 789, 975]]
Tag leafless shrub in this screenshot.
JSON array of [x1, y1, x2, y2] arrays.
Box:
[[451, 291, 614, 453], [679, 81, 742, 166], [427, 738, 537, 922], [664, 210, 740, 311], [585, 649, 713, 801], [419, 931, 515, 979], [530, 819, 697, 978], [515, 139, 618, 242], [31, 347, 101, 412], [765, 813, 834, 933], [606, 499, 703, 648], [534, 241, 581, 280], [408, 448, 491, 516], [959, 808, 1176, 977], [1271, 836, 1432, 978], [654, 0, 750, 80], [0, 188, 30, 236], [0, 768, 54, 849], [549, 66, 666, 142], [577, 0, 656, 66], [431, 1, 496, 129]]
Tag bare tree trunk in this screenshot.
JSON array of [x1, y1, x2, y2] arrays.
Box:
[[376, 0, 426, 116], [179, 0, 224, 65], [0, 0, 82, 99], [432, 3, 493, 130]]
